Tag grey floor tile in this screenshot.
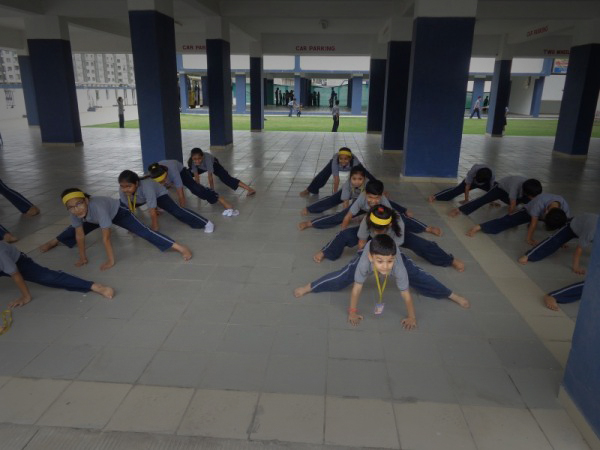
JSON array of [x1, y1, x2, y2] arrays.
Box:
[[0, 342, 48, 376], [507, 368, 563, 409], [200, 352, 268, 391], [328, 329, 384, 360], [271, 326, 328, 357], [381, 331, 443, 365], [55, 317, 127, 346], [474, 312, 539, 340], [107, 319, 175, 349], [489, 338, 562, 370], [19, 343, 101, 379], [263, 355, 327, 395], [436, 335, 503, 368], [161, 321, 226, 353], [327, 359, 390, 399], [138, 350, 211, 388], [0, 314, 75, 344], [387, 361, 457, 403], [228, 302, 284, 326], [78, 346, 155, 383], [217, 324, 276, 354]]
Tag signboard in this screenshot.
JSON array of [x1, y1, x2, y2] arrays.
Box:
[[552, 58, 569, 74]]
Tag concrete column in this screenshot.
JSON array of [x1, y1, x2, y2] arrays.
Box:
[[16, 54, 39, 126], [26, 16, 82, 144], [381, 41, 411, 150], [201, 77, 208, 106], [294, 75, 301, 104], [351, 76, 363, 116], [347, 78, 352, 107], [367, 58, 386, 133], [470, 78, 484, 116], [486, 59, 512, 137], [177, 53, 188, 113], [235, 74, 246, 113], [530, 77, 544, 117], [250, 56, 264, 131]]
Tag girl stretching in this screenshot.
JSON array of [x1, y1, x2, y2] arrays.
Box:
[[148, 161, 239, 217], [301, 165, 366, 216], [188, 148, 255, 196], [39, 188, 192, 269]]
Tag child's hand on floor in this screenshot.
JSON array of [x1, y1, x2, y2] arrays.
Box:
[[9, 295, 32, 308], [75, 257, 88, 267], [348, 312, 363, 326], [401, 317, 417, 330]]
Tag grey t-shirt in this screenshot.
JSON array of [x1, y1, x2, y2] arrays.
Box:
[[332, 105, 339, 118], [70, 196, 120, 229], [340, 178, 364, 201], [349, 192, 391, 216], [357, 216, 405, 247], [159, 160, 184, 189], [119, 179, 167, 209], [0, 241, 21, 275], [570, 213, 598, 248], [190, 153, 215, 174], [525, 193, 570, 219], [354, 241, 409, 291], [465, 164, 495, 186], [497, 175, 527, 201], [331, 155, 362, 177]]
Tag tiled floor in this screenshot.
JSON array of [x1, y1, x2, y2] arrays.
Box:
[[0, 120, 597, 449]]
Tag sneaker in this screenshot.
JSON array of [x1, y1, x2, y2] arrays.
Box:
[[204, 221, 214, 233], [222, 209, 233, 217], [230, 209, 240, 216]]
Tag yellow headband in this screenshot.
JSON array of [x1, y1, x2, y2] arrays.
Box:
[[152, 172, 167, 183], [338, 149, 352, 157], [370, 213, 392, 226], [62, 191, 86, 205]]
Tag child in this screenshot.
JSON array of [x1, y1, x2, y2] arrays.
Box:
[[299, 147, 377, 197], [314, 205, 464, 271], [0, 224, 17, 243], [448, 177, 541, 217], [428, 164, 494, 204], [294, 235, 469, 326], [1, 241, 114, 308], [39, 188, 192, 268], [188, 148, 255, 196], [544, 281, 585, 311], [519, 213, 597, 274], [467, 193, 570, 245], [0, 178, 40, 216], [301, 165, 366, 216], [148, 161, 239, 217], [118, 170, 214, 233]]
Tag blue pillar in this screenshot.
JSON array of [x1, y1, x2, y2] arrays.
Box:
[[206, 39, 233, 148], [347, 78, 352, 107], [351, 77, 363, 116], [235, 74, 246, 113], [381, 41, 411, 150], [177, 53, 188, 113], [250, 57, 263, 131], [266, 79, 274, 105], [294, 76, 301, 104], [17, 55, 39, 126], [486, 59, 512, 137], [201, 77, 208, 107], [403, 17, 475, 177], [553, 44, 600, 156], [367, 58, 386, 133], [563, 217, 600, 438], [470, 78, 484, 115], [27, 39, 82, 144], [129, 9, 181, 166], [530, 77, 544, 117]]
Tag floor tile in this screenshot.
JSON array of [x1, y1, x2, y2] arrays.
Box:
[[0, 378, 70, 424]]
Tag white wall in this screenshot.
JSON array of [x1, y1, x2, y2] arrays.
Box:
[[540, 74, 565, 114], [0, 88, 26, 121], [509, 76, 536, 115], [75, 88, 136, 113]]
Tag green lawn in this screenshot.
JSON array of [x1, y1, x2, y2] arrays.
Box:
[[88, 114, 600, 138]]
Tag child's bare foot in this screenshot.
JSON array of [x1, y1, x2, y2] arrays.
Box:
[[449, 293, 470, 309], [426, 226, 442, 236], [466, 225, 481, 237], [301, 207, 308, 216], [293, 284, 312, 298], [448, 208, 461, 218], [451, 258, 465, 272], [313, 251, 325, 263], [172, 243, 192, 261], [518, 255, 529, 265], [427, 195, 436, 203], [543, 294, 559, 311], [246, 188, 256, 196], [489, 201, 501, 208], [299, 189, 310, 197], [24, 205, 40, 216], [3, 233, 18, 243], [91, 283, 115, 299], [298, 221, 312, 231], [39, 238, 59, 253]]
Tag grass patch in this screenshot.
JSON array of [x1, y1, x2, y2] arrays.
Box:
[[88, 114, 600, 138]]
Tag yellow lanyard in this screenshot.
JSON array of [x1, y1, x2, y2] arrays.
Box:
[[0, 309, 12, 335], [127, 193, 137, 213], [373, 266, 389, 304]]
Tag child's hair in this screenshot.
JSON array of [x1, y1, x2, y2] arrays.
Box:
[[369, 234, 397, 257], [544, 208, 568, 231], [366, 205, 402, 238], [349, 165, 366, 178], [475, 167, 493, 184], [365, 180, 384, 196], [148, 162, 168, 179], [522, 179, 542, 198], [118, 170, 141, 184], [187, 147, 204, 168], [60, 188, 90, 199]]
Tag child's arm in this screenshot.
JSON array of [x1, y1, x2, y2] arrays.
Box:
[[176, 187, 186, 207], [462, 183, 472, 202], [8, 271, 32, 308], [149, 208, 160, 231], [208, 173, 215, 190], [348, 282, 364, 326], [342, 200, 350, 209], [357, 239, 368, 250], [194, 172, 201, 184], [508, 199, 517, 214], [572, 245, 585, 274], [100, 228, 115, 271], [400, 290, 417, 330], [340, 211, 354, 230], [74, 226, 88, 267], [332, 176, 340, 193], [526, 217, 539, 245]]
